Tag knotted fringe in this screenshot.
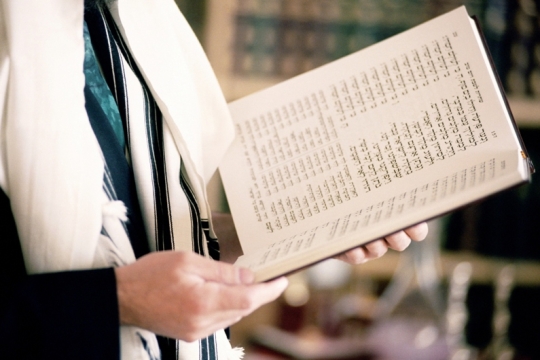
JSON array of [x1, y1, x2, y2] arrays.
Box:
[[227, 347, 245, 360], [102, 200, 128, 221]]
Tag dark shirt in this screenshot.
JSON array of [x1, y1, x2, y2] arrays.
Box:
[[0, 188, 121, 359]]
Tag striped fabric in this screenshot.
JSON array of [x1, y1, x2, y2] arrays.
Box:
[[85, 4, 230, 360]]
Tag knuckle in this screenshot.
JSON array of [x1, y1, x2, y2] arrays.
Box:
[[184, 319, 204, 340], [176, 251, 193, 265], [183, 331, 199, 343], [238, 294, 254, 311], [216, 263, 234, 282]]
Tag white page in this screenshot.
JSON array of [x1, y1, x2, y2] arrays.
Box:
[[220, 7, 530, 261], [233, 150, 525, 281]]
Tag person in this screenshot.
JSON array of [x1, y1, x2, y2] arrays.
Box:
[[0, 0, 428, 359]]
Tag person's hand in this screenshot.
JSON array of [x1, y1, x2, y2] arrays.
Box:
[[115, 251, 288, 341], [334, 222, 429, 264]]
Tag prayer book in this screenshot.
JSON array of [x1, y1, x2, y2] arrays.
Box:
[[218, 6, 534, 282]]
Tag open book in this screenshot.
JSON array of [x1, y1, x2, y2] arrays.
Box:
[[218, 6, 534, 282]]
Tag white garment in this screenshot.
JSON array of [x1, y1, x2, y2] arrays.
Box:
[[0, 0, 236, 359]]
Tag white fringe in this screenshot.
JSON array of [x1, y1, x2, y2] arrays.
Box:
[[227, 347, 245, 360], [102, 200, 128, 222]]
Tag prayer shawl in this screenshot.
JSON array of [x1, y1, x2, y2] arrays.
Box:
[[0, 0, 236, 359]]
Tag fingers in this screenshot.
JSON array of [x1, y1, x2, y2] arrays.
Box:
[[334, 247, 367, 264], [383, 222, 428, 251], [383, 230, 412, 251], [216, 277, 289, 314], [180, 277, 289, 341], [186, 275, 288, 325], [181, 252, 255, 285], [364, 240, 389, 259], [335, 222, 430, 265], [336, 239, 389, 264], [116, 251, 288, 342], [404, 222, 429, 241], [246, 277, 289, 308]]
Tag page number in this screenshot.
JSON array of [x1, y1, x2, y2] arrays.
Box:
[[453, 31, 458, 37], [491, 131, 498, 138]]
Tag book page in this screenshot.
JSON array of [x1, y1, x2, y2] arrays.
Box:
[[234, 150, 524, 281], [220, 7, 529, 257]]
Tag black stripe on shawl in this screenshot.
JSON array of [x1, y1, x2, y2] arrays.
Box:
[[199, 336, 208, 360], [157, 337, 178, 360], [198, 333, 217, 360], [178, 164, 220, 260], [106, 8, 175, 252], [179, 165, 204, 256], [208, 333, 217, 360], [86, 6, 175, 252], [201, 220, 220, 261], [96, 5, 222, 260], [141, 88, 175, 252]]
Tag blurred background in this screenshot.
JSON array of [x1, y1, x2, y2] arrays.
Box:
[[177, 1, 540, 359]]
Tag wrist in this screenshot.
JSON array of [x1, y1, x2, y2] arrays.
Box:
[[114, 266, 136, 327]]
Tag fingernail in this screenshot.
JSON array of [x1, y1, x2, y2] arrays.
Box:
[[239, 268, 255, 284]]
